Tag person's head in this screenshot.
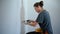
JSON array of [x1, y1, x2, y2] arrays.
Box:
[[34, 1, 44, 13]]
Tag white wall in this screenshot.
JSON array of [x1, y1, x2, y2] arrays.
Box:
[[24, 0, 40, 33], [24, 0, 60, 34], [27, 0, 42, 20], [0, 0, 21, 34]]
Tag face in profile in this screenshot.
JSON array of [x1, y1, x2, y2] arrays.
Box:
[[34, 1, 43, 13], [34, 6, 42, 13]]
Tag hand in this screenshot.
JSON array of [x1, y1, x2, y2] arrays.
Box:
[[28, 21, 38, 26]]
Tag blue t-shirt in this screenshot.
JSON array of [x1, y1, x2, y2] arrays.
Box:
[[36, 10, 53, 34]]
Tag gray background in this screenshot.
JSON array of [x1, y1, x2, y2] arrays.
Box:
[[0, 0, 60, 34]]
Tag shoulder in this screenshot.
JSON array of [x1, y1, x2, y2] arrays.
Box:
[[43, 10, 49, 14], [39, 10, 49, 15], [43, 10, 50, 16]]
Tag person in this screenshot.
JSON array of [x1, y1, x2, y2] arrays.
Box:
[[28, 1, 53, 34]]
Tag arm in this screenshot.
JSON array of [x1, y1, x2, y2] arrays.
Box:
[[36, 13, 44, 24]]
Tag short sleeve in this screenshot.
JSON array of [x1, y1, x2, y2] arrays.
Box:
[[36, 13, 44, 24]]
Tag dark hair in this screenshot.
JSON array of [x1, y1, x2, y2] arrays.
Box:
[[34, 1, 44, 7]]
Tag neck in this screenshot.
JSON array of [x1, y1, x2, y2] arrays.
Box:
[[41, 8, 44, 12], [38, 8, 44, 13]]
